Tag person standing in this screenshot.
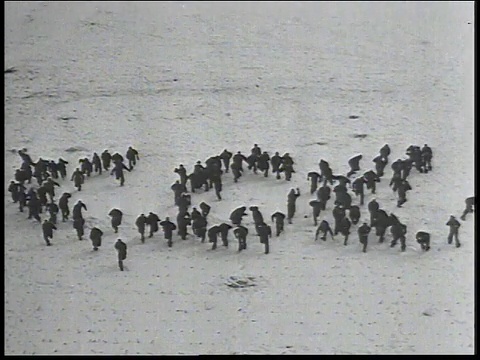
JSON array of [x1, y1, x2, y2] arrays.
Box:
[[114, 239, 127, 271], [287, 188, 301, 224], [446, 215, 461, 248]]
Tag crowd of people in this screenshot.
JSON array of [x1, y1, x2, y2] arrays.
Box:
[[7, 142, 474, 271]]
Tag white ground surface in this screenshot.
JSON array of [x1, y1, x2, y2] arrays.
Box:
[[4, 1, 474, 355]]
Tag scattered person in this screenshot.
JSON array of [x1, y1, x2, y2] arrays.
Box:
[[73, 216, 86, 240], [135, 213, 147, 242], [446, 215, 461, 248], [233, 225, 249, 252], [271, 211, 286, 237], [287, 187, 301, 224], [257, 222, 272, 254], [416, 231, 431, 251], [114, 239, 127, 271], [108, 208, 123, 233], [90, 227, 103, 251], [460, 196, 475, 221], [42, 219, 57, 246], [146, 212, 161, 238], [58, 192, 72, 222], [126, 146, 140, 170]]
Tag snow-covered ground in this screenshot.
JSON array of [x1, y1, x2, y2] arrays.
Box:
[[4, 1, 474, 355]]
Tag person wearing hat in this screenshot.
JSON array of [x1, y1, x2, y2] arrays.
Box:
[[446, 215, 461, 248]]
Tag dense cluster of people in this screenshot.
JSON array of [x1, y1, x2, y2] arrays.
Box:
[[7, 141, 474, 271]]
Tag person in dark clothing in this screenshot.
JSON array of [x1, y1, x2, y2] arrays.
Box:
[[460, 196, 475, 221], [421, 144, 433, 171], [135, 214, 147, 242], [33, 159, 47, 185], [46, 201, 59, 224], [318, 159, 334, 185], [230, 162, 243, 183], [257, 152, 270, 177], [171, 180, 187, 206], [271, 211, 286, 237], [391, 158, 403, 176], [230, 206, 248, 225], [351, 177, 365, 205], [213, 176, 222, 200], [73, 217, 85, 240], [44, 177, 60, 202], [110, 161, 131, 186], [208, 225, 220, 250], [367, 199, 379, 226], [42, 219, 57, 246], [55, 158, 68, 180], [249, 206, 264, 232], [316, 184, 331, 210], [90, 227, 103, 251], [406, 145, 424, 173], [71, 168, 85, 191], [177, 211, 191, 240], [332, 205, 346, 235], [390, 222, 407, 251], [59, 192, 72, 222], [112, 152, 124, 165], [315, 219, 334, 241], [8, 181, 20, 203], [271, 152, 283, 179], [335, 191, 352, 210], [191, 207, 202, 221], [17, 186, 28, 213], [80, 158, 93, 177], [27, 191, 42, 222], [232, 151, 247, 172], [251, 144, 262, 157], [349, 205, 361, 225], [281, 153, 295, 181], [219, 149, 233, 173], [72, 200, 87, 221], [15, 168, 30, 185], [126, 146, 140, 170], [416, 231, 431, 251], [146, 212, 161, 238], [101, 150, 112, 171], [339, 216, 352, 245], [309, 199, 322, 226], [199, 202, 211, 220], [37, 185, 49, 213], [390, 171, 403, 193], [397, 180, 412, 207], [218, 223, 233, 247], [160, 217, 177, 247], [108, 208, 123, 233], [401, 158, 413, 180], [246, 153, 259, 174], [307, 171, 323, 194], [372, 154, 388, 177], [48, 160, 59, 179], [177, 194, 191, 214], [379, 144, 391, 163], [18, 149, 33, 167], [174, 164, 188, 187], [114, 239, 127, 271], [363, 170, 380, 194], [257, 222, 272, 254], [287, 188, 301, 224], [347, 154, 362, 178], [371, 209, 390, 243], [233, 225, 249, 252], [358, 222, 371, 253], [446, 215, 461, 247], [192, 215, 208, 242], [92, 152, 102, 175]]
